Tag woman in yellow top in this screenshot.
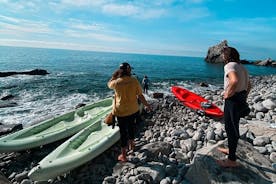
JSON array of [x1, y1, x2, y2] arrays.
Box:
[[108, 62, 152, 162]]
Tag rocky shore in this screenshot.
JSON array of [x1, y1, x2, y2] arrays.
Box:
[[1, 75, 276, 184]]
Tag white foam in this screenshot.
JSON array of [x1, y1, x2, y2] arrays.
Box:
[[0, 91, 101, 127]]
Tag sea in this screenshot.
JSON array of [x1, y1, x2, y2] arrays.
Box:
[[0, 46, 275, 126]]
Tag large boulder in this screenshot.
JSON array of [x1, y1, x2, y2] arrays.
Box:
[[244, 120, 276, 142], [185, 140, 276, 184], [0, 94, 15, 101], [205, 40, 228, 63], [0, 123, 23, 136]]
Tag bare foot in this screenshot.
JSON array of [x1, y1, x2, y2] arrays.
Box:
[[118, 154, 127, 162], [216, 159, 239, 168], [217, 147, 229, 155]]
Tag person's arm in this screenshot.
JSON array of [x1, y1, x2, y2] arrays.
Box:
[[224, 71, 238, 99], [138, 94, 152, 111], [107, 77, 117, 89]]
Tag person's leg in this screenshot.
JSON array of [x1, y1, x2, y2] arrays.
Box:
[[227, 99, 240, 161], [127, 113, 136, 150], [145, 84, 148, 94], [117, 117, 128, 161], [143, 84, 146, 93], [217, 99, 239, 167]]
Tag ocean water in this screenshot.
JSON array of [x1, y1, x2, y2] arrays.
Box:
[[0, 46, 275, 126]]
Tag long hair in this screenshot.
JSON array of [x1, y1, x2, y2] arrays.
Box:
[[112, 68, 131, 79], [222, 47, 240, 64]]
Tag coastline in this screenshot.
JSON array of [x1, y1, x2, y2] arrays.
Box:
[[0, 75, 275, 184]]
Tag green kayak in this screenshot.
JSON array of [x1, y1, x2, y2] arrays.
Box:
[[0, 98, 113, 153], [28, 120, 120, 181]]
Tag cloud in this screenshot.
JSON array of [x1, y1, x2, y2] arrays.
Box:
[[60, 0, 106, 7], [0, 15, 21, 23], [178, 7, 210, 21], [69, 23, 104, 31], [0, 38, 139, 54], [140, 9, 167, 19], [0, 16, 52, 34], [0, 0, 40, 12], [0, 38, 104, 51], [0, 0, 210, 21], [102, 3, 139, 16], [64, 29, 133, 42], [102, 2, 168, 19]]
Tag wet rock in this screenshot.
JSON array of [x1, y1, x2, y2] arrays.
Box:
[[153, 93, 164, 99], [75, 103, 86, 109], [0, 95, 15, 101], [0, 69, 49, 77], [199, 82, 208, 87], [0, 124, 23, 136]]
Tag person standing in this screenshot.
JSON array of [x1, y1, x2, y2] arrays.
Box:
[[142, 75, 149, 94], [107, 62, 152, 162], [217, 47, 251, 167]]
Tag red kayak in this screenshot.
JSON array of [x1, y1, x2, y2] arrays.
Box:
[[171, 86, 224, 118]]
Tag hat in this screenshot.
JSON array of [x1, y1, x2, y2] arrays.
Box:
[[119, 62, 133, 70]]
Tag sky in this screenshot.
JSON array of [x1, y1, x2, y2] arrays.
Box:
[[0, 0, 276, 60]]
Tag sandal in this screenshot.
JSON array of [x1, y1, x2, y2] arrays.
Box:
[[216, 159, 239, 168], [217, 147, 229, 155]]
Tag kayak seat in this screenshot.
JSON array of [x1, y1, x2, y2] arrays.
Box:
[[69, 121, 101, 149], [201, 102, 212, 108], [16, 112, 75, 139], [76, 110, 85, 117], [15, 119, 61, 139]]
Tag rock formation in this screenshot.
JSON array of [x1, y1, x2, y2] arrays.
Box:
[[205, 41, 276, 66], [254, 58, 276, 67], [0, 69, 49, 77], [205, 40, 228, 63]]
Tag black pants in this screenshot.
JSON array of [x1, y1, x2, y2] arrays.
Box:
[[224, 91, 247, 161], [117, 112, 137, 148]]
